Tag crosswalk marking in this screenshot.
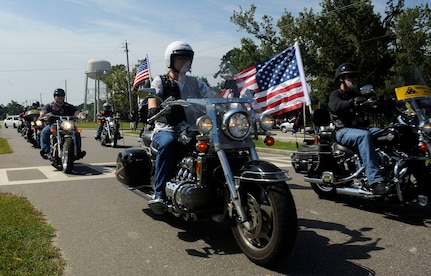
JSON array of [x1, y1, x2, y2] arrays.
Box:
[[0, 162, 117, 186], [0, 157, 291, 186]]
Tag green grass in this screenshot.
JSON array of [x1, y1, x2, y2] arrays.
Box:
[[0, 193, 65, 275], [0, 138, 12, 154]]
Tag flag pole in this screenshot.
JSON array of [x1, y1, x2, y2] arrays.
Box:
[[146, 54, 152, 80]]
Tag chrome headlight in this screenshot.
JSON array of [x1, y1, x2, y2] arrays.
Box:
[[196, 116, 213, 134], [61, 120, 74, 131], [35, 120, 43, 127], [109, 121, 115, 127], [259, 114, 274, 131], [423, 123, 431, 135], [222, 110, 251, 140]]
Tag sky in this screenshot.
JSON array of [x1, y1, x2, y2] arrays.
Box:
[[0, 0, 427, 107]]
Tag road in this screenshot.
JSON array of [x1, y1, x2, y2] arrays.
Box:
[[0, 126, 430, 275]]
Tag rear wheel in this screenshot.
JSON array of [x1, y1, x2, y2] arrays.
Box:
[[62, 137, 74, 174], [231, 182, 297, 266]]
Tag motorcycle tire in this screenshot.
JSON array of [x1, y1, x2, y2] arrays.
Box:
[[231, 182, 297, 266], [61, 137, 74, 174]]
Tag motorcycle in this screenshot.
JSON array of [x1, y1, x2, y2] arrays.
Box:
[[99, 115, 121, 147], [30, 118, 45, 149], [115, 79, 298, 266], [291, 66, 431, 209], [41, 113, 83, 173]]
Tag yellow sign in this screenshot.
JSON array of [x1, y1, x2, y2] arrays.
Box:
[[395, 85, 431, 101]]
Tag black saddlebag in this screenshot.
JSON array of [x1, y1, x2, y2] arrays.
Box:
[[116, 147, 151, 187], [291, 144, 332, 176]]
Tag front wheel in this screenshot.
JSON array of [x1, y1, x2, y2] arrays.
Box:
[[61, 137, 74, 174], [231, 182, 297, 267]]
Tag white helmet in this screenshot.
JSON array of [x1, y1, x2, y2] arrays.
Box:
[[164, 41, 194, 69], [103, 102, 112, 111]]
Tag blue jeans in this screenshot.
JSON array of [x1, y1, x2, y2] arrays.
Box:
[[335, 127, 385, 185], [152, 128, 181, 198], [40, 125, 82, 153]]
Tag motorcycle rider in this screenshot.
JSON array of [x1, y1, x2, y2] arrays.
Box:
[[328, 62, 389, 195], [147, 41, 217, 208], [94, 102, 121, 140], [39, 88, 86, 159]]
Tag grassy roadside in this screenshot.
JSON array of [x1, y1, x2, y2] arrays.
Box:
[[0, 192, 65, 275]]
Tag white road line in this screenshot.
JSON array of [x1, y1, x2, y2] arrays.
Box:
[[0, 162, 117, 186]]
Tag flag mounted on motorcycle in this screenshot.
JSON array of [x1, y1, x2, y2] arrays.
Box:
[[222, 42, 311, 117], [133, 57, 151, 91]]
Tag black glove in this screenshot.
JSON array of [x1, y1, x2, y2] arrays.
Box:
[[351, 96, 366, 107]]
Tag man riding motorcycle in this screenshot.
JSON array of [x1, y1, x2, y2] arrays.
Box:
[[39, 88, 86, 159], [146, 41, 217, 210], [94, 102, 121, 140], [328, 62, 389, 195]]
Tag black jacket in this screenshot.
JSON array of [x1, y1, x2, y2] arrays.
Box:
[[328, 89, 369, 129]]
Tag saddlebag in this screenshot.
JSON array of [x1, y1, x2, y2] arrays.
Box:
[[291, 144, 332, 176], [116, 147, 151, 187]]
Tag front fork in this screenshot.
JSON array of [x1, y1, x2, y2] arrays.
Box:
[[216, 148, 260, 231]]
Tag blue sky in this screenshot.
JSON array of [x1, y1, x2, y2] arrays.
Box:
[[0, 0, 427, 107]]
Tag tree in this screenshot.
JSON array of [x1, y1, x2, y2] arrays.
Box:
[[228, 1, 414, 108]]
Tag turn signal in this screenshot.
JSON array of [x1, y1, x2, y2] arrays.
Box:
[[264, 136, 275, 146], [50, 127, 55, 133], [196, 140, 209, 153], [77, 128, 82, 134], [420, 141, 429, 152]]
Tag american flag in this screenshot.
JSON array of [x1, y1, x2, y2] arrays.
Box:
[[132, 58, 150, 90], [223, 42, 310, 116]]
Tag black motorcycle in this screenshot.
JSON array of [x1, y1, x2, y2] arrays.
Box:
[[41, 114, 83, 173], [291, 67, 431, 209], [99, 115, 121, 147], [116, 89, 298, 266]]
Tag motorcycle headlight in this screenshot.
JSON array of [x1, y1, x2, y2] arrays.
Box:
[[35, 120, 43, 127], [222, 110, 251, 140], [61, 120, 74, 131], [109, 121, 115, 127], [196, 116, 213, 134], [423, 123, 431, 135], [259, 114, 274, 131]]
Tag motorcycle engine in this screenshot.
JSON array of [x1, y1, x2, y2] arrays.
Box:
[[165, 155, 219, 211]]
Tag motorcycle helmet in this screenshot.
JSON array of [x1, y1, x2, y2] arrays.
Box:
[[335, 62, 359, 81], [31, 101, 40, 108], [103, 102, 112, 111], [164, 41, 194, 70], [53, 88, 66, 97]]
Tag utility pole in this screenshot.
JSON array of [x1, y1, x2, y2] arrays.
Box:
[[124, 41, 132, 113]]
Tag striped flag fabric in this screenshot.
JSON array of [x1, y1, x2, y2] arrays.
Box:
[[132, 58, 150, 90], [223, 42, 310, 116]]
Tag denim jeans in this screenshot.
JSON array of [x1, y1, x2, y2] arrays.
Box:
[[40, 125, 82, 153], [335, 127, 385, 185], [152, 129, 181, 197]]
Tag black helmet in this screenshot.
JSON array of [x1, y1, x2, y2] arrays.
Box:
[[53, 88, 66, 97], [103, 102, 112, 111], [335, 62, 359, 81], [31, 101, 40, 108]]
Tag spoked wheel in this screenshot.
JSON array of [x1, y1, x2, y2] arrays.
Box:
[[231, 182, 297, 267], [61, 137, 74, 174]]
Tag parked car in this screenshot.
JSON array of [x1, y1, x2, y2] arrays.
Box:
[[4, 115, 21, 128]]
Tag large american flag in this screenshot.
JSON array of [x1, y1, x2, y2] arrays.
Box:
[[223, 42, 310, 116], [132, 58, 150, 90]]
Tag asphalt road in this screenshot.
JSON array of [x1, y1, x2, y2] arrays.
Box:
[[1, 126, 430, 275]]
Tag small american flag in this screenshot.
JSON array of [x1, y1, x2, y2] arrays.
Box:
[[223, 42, 310, 116], [132, 58, 150, 90]]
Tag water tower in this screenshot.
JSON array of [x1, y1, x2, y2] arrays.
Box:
[[85, 59, 111, 121]]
